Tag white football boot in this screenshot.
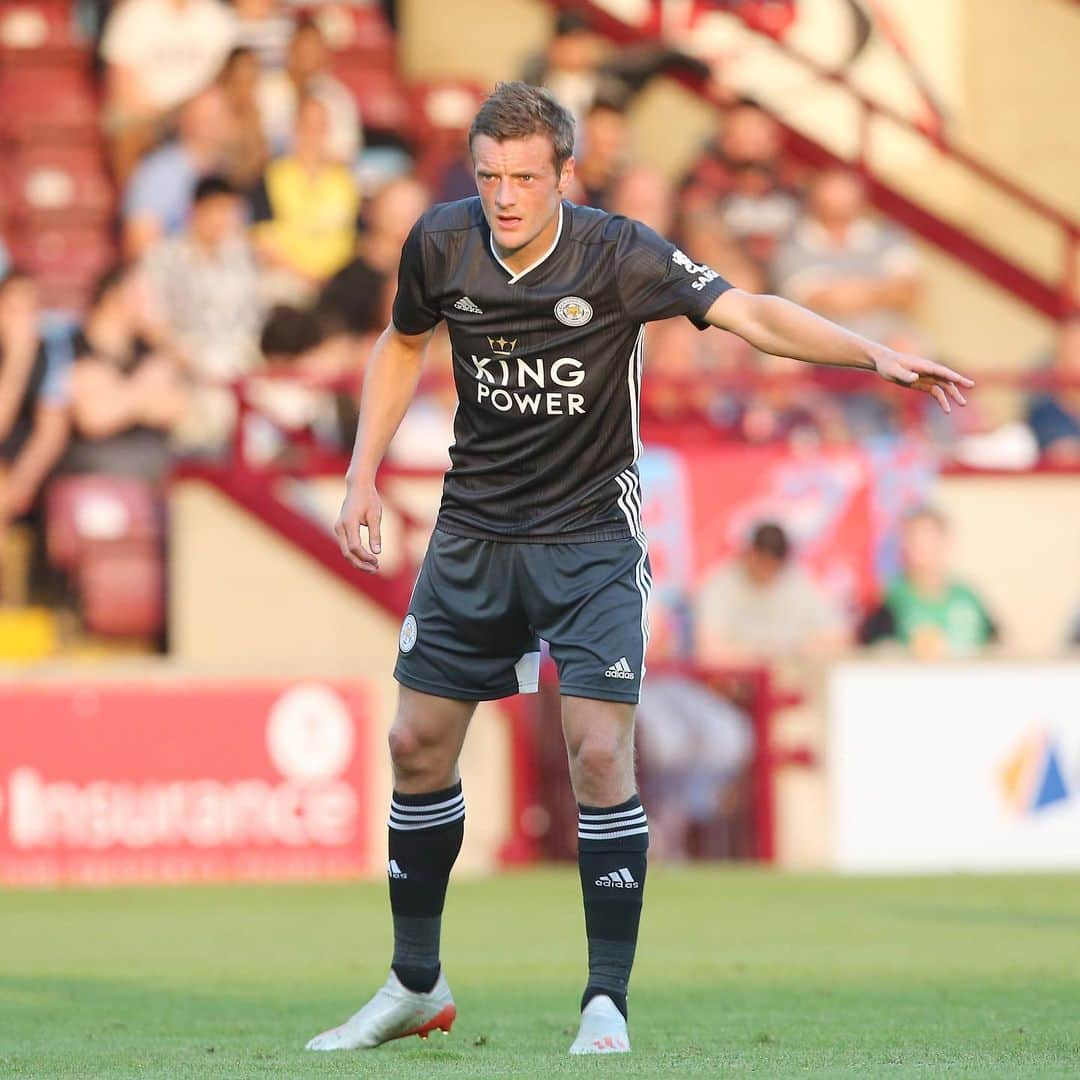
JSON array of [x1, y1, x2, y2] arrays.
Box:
[[568, 994, 631, 1055], [305, 970, 456, 1051]]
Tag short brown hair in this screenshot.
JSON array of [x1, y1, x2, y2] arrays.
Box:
[[469, 81, 576, 170]]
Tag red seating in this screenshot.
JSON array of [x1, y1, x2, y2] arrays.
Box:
[[45, 476, 165, 637], [334, 66, 408, 133], [0, 67, 100, 143], [8, 145, 114, 226], [0, 2, 88, 67], [46, 475, 162, 572], [79, 539, 165, 638]]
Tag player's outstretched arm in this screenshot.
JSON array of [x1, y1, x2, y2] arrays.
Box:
[[704, 289, 973, 413], [335, 323, 434, 573]]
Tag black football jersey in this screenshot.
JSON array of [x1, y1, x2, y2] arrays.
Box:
[[392, 197, 733, 542]]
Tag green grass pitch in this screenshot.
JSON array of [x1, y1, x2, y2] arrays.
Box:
[[3, 867, 1079, 1078]]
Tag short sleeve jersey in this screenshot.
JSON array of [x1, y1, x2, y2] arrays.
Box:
[[393, 198, 733, 542]]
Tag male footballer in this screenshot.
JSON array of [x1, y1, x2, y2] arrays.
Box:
[[307, 81, 971, 1055]]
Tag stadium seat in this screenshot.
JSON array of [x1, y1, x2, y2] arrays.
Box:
[[334, 67, 409, 133], [78, 537, 165, 638], [46, 475, 162, 573], [0, 68, 99, 143], [8, 145, 114, 227], [0, 1, 88, 67]]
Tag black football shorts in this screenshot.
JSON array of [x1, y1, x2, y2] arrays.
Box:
[[394, 528, 652, 704]]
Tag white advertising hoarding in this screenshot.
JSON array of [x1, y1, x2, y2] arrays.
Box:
[[829, 663, 1080, 872]]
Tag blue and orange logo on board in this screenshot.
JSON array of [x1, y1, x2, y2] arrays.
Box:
[[999, 729, 1070, 815]]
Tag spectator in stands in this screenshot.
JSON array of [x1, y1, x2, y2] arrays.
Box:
[[1027, 314, 1080, 463], [122, 86, 233, 259], [250, 95, 360, 295], [681, 99, 803, 273], [522, 11, 610, 130], [574, 101, 629, 211], [696, 521, 849, 664], [65, 267, 186, 485], [219, 47, 271, 190], [232, 0, 295, 73], [773, 167, 923, 436], [859, 506, 998, 659], [102, 0, 236, 181], [609, 165, 676, 239], [258, 15, 360, 165], [0, 272, 70, 527], [773, 168, 921, 346], [142, 175, 262, 384], [318, 176, 431, 337]]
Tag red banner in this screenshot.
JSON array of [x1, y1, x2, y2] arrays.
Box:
[[0, 680, 371, 886]]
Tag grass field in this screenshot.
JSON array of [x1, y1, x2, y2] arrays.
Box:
[[3, 867, 1079, 1078]]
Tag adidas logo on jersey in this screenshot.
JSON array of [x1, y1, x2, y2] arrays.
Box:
[[595, 867, 639, 888], [454, 296, 483, 314], [604, 657, 635, 680], [387, 859, 407, 879]]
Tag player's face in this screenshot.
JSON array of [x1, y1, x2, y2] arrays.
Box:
[[472, 133, 574, 269]]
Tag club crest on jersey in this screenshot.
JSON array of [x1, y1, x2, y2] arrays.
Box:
[[555, 296, 593, 327], [399, 614, 418, 653]]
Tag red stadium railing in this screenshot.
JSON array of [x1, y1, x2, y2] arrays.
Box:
[[549, 0, 1079, 321]]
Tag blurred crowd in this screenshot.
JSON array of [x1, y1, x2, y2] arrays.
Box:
[[1, 2, 1077, 651]]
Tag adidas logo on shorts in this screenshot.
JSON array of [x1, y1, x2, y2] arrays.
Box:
[[595, 867, 639, 888], [387, 859, 408, 879], [453, 296, 483, 314], [604, 657, 636, 680]]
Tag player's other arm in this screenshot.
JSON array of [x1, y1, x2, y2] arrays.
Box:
[[703, 289, 973, 413], [335, 323, 433, 572]]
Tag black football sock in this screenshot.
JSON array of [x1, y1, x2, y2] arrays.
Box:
[[577, 793, 649, 1020], [387, 780, 464, 993]]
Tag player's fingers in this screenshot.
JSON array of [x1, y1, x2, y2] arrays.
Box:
[[945, 380, 967, 406], [912, 357, 975, 387], [344, 516, 378, 571], [930, 383, 950, 413], [333, 520, 353, 563], [368, 503, 382, 555]]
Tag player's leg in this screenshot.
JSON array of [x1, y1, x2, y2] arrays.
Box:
[[306, 687, 473, 1051], [519, 535, 651, 1054], [563, 695, 646, 1055]]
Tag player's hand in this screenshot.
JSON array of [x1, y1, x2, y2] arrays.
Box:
[[334, 481, 382, 573], [873, 350, 974, 414]]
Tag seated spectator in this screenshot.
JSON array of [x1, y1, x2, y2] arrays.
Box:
[[250, 96, 361, 294], [318, 176, 431, 337], [859, 506, 999, 659], [0, 272, 70, 531], [774, 168, 921, 347], [65, 267, 186, 485], [574, 101, 629, 211], [522, 11, 610, 129], [257, 15, 360, 165], [696, 521, 849, 664], [219, 47, 271, 190], [609, 165, 676, 238], [142, 175, 262, 384], [773, 167, 923, 434], [122, 87, 233, 260], [232, 0, 295, 73], [681, 99, 803, 272], [1027, 314, 1080, 464], [102, 0, 236, 181]]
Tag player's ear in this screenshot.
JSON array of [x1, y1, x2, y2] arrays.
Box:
[[558, 156, 576, 193]]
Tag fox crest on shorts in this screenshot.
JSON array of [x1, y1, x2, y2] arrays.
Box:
[[399, 614, 418, 653]]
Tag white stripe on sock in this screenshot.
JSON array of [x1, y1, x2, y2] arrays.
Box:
[[388, 806, 465, 831], [578, 805, 646, 822], [390, 792, 464, 815], [578, 825, 650, 841]]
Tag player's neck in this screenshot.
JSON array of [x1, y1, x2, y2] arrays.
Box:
[[495, 206, 562, 276]]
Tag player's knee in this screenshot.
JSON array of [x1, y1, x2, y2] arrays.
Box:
[[388, 723, 446, 781], [572, 735, 630, 790]]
